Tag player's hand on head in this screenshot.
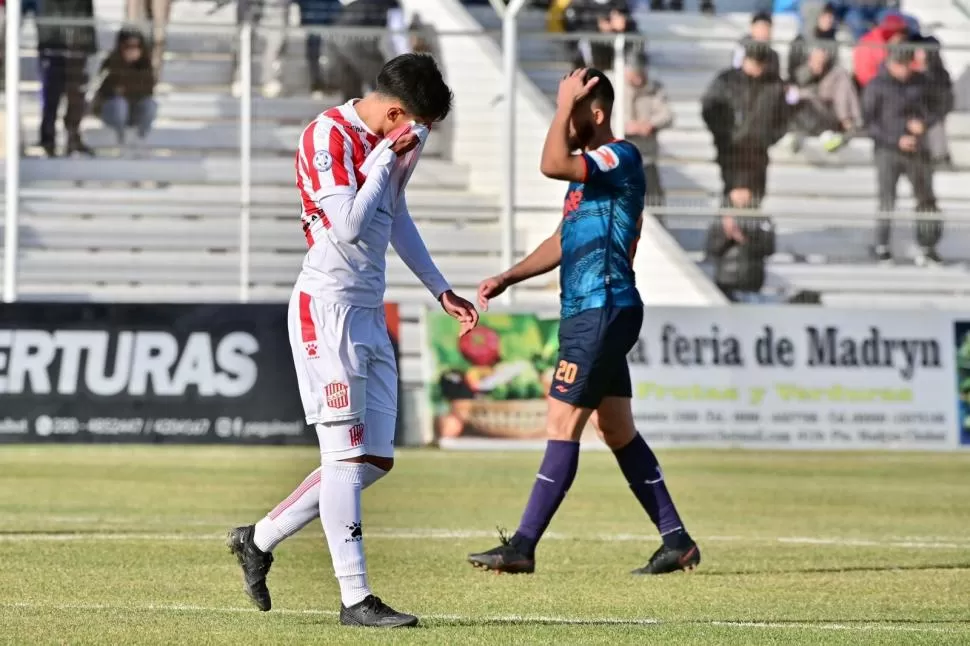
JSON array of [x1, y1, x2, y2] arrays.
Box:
[[476, 275, 508, 312], [439, 290, 480, 337], [557, 68, 600, 110]]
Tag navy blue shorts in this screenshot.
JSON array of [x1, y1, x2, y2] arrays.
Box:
[[548, 306, 643, 409]]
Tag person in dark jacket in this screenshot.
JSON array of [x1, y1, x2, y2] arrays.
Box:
[[863, 48, 945, 266], [37, 0, 97, 157], [913, 35, 954, 166], [705, 186, 776, 302], [298, 0, 341, 97], [325, 0, 400, 102], [91, 28, 157, 148], [731, 12, 781, 81], [787, 1, 838, 81], [702, 45, 795, 204]]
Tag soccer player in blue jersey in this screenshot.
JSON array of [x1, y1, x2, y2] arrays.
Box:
[[467, 68, 700, 576]]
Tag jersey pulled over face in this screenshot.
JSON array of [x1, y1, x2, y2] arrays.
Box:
[[559, 140, 646, 319], [295, 101, 389, 307]]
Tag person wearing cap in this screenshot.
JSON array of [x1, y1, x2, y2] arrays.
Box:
[[731, 11, 781, 81], [853, 12, 909, 88], [623, 50, 673, 209], [862, 47, 945, 266], [704, 43, 794, 204]]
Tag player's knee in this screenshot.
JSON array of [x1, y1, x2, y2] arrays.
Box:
[[545, 398, 590, 441], [596, 424, 636, 450], [365, 455, 394, 473]]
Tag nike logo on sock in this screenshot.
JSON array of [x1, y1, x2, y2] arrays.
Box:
[[536, 473, 555, 483]]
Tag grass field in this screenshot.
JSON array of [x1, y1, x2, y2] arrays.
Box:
[[1, 445, 969, 645]]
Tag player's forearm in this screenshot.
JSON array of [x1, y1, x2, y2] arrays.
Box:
[[317, 150, 395, 244], [539, 107, 576, 180], [391, 207, 451, 299], [501, 233, 561, 286]]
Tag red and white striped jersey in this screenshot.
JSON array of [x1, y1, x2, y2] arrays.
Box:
[[293, 100, 394, 308]]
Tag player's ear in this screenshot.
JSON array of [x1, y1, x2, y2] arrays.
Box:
[[386, 105, 407, 124]]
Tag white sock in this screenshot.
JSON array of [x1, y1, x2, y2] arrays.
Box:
[[253, 468, 321, 553], [320, 461, 371, 607]]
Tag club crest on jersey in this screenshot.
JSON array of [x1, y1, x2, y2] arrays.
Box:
[[589, 145, 619, 172], [313, 150, 333, 172], [325, 382, 349, 409]]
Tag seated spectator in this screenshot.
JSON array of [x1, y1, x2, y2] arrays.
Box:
[[863, 48, 945, 266], [913, 35, 954, 168], [789, 45, 861, 152], [91, 28, 157, 150], [787, 1, 837, 80], [703, 44, 794, 204], [732, 12, 781, 81], [705, 187, 776, 303], [623, 50, 673, 208], [853, 12, 908, 88], [833, 0, 901, 41]]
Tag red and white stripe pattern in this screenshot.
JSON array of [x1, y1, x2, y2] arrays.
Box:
[[267, 468, 321, 521], [325, 382, 350, 410], [295, 102, 380, 249]]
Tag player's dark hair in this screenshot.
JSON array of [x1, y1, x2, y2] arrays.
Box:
[[375, 53, 454, 123], [584, 68, 615, 112]]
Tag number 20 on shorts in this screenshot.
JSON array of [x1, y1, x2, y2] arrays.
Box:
[[555, 360, 578, 384]]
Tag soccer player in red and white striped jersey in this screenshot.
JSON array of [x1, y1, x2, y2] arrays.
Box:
[[227, 54, 478, 628]]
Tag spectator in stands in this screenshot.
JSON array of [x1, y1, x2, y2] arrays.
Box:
[[787, 1, 837, 80], [853, 12, 908, 88], [573, 6, 640, 71], [299, 0, 341, 99], [731, 12, 781, 81], [125, 0, 169, 79], [91, 28, 157, 152], [863, 48, 945, 266], [705, 187, 776, 302], [834, 0, 900, 41], [702, 44, 793, 205], [914, 35, 954, 169], [234, 0, 289, 98], [789, 45, 861, 153], [648, 0, 715, 14], [325, 0, 402, 103], [624, 50, 672, 208], [37, 0, 97, 157]]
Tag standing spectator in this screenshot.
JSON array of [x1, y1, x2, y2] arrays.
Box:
[[91, 28, 157, 151], [298, 0, 341, 99], [863, 49, 945, 266], [325, 0, 399, 103], [37, 0, 97, 157], [787, 1, 838, 80], [234, 0, 289, 98], [623, 50, 672, 208], [913, 35, 954, 168], [649, 0, 715, 13], [789, 45, 861, 152], [125, 0, 170, 79], [732, 12, 781, 81], [853, 12, 908, 88], [705, 187, 776, 302], [702, 45, 793, 204], [573, 6, 640, 71]]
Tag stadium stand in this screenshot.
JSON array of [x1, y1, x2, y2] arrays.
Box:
[[466, 0, 970, 308]]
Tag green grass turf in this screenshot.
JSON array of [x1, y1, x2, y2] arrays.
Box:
[[1, 446, 969, 645]]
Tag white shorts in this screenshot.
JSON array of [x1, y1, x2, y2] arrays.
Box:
[[288, 289, 398, 459]]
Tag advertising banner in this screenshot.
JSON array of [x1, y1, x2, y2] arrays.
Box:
[[426, 307, 967, 451], [0, 302, 400, 444]]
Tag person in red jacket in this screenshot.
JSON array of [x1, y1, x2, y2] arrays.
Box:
[[853, 13, 909, 88]]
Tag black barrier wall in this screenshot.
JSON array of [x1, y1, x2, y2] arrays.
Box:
[[0, 303, 315, 444]]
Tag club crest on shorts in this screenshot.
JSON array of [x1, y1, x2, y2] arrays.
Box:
[[325, 381, 349, 409], [348, 423, 365, 448], [313, 150, 333, 173]]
